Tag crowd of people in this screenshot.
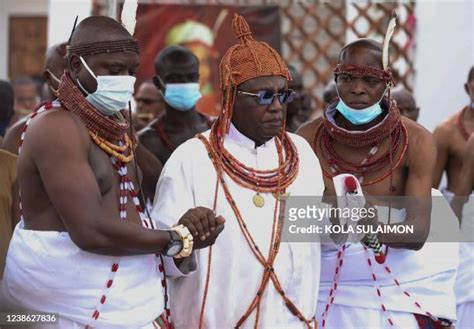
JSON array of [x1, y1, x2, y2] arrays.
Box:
[[0, 11, 472, 329]]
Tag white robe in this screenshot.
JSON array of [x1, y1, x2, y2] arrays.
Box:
[[317, 187, 459, 328], [151, 125, 324, 328], [455, 194, 474, 328]]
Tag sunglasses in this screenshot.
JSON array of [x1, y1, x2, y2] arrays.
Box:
[[237, 89, 295, 105]]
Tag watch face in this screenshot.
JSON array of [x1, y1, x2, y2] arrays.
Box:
[[166, 242, 183, 257]]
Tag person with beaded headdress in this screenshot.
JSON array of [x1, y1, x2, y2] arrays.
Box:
[[1, 39, 164, 209], [151, 13, 323, 328], [297, 24, 459, 327], [2, 16, 224, 328], [139, 45, 211, 165], [433, 66, 474, 203]]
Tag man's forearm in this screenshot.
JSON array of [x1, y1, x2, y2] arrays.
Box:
[[377, 222, 428, 250], [71, 219, 171, 256]]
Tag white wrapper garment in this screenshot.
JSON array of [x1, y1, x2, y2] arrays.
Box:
[[2, 220, 181, 328], [455, 194, 474, 329], [317, 177, 459, 328]]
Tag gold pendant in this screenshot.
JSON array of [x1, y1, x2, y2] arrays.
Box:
[[272, 191, 291, 201], [253, 193, 265, 208]]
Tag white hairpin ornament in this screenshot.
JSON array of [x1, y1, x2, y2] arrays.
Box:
[[382, 11, 397, 72], [121, 0, 138, 37]]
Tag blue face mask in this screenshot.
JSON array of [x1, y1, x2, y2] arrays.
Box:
[[164, 83, 201, 112], [336, 98, 383, 125], [77, 56, 136, 116]]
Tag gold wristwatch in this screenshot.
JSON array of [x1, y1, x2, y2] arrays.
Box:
[[170, 224, 194, 258]]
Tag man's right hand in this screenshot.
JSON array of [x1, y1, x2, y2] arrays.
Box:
[[178, 207, 225, 249]]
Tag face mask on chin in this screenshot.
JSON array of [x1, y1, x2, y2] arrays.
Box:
[[163, 83, 201, 112], [76, 56, 136, 116], [335, 86, 387, 125]]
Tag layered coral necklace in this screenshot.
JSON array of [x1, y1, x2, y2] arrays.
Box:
[[314, 101, 408, 187], [208, 118, 299, 207]]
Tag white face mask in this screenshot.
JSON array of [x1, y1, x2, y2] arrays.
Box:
[[77, 56, 136, 116]]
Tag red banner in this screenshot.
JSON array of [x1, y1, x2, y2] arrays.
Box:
[[134, 4, 281, 116]]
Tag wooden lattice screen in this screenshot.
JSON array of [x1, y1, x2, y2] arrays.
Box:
[[279, 0, 416, 113], [95, 0, 416, 115]]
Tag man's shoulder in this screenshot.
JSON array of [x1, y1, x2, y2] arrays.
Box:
[[286, 132, 322, 169], [286, 131, 312, 149], [433, 111, 461, 135], [165, 131, 210, 162], [295, 117, 323, 142], [402, 117, 436, 167], [24, 106, 90, 153], [403, 117, 431, 137], [1, 117, 27, 154], [137, 118, 157, 138], [403, 117, 434, 146], [180, 131, 210, 152]]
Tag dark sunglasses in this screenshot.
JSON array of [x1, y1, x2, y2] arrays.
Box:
[[237, 89, 295, 105]]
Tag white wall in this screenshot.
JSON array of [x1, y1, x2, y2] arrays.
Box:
[[47, 0, 92, 48], [0, 0, 49, 79], [415, 0, 474, 132]]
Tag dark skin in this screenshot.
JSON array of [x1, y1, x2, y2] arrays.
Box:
[[135, 81, 165, 118], [2, 44, 68, 230], [18, 22, 223, 256], [139, 52, 209, 164], [450, 135, 474, 221], [2, 42, 68, 156], [297, 43, 435, 250], [392, 87, 419, 122], [42, 42, 67, 101], [3, 44, 163, 222], [323, 81, 338, 106], [433, 73, 474, 192], [232, 76, 286, 147], [286, 66, 311, 133]]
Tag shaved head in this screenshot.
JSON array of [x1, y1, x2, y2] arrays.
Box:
[[339, 38, 385, 69], [154, 45, 199, 75], [393, 86, 419, 121], [70, 16, 132, 46], [66, 16, 139, 97], [45, 42, 67, 76]]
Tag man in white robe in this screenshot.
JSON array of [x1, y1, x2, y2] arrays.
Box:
[[151, 14, 324, 328]]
